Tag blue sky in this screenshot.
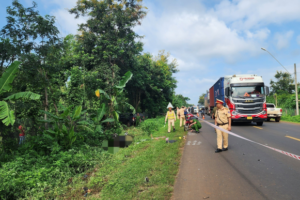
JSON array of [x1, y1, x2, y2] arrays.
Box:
[[1, 0, 300, 105]]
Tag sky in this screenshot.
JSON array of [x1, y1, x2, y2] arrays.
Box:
[[1, 0, 300, 105]]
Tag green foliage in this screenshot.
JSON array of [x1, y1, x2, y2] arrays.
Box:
[[198, 93, 205, 105], [270, 71, 294, 94], [0, 61, 40, 126], [140, 118, 162, 136], [37, 105, 87, 150], [0, 145, 107, 200], [281, 115, 300, 122], [173, 94, 190, 108]]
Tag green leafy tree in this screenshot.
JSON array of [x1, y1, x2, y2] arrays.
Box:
[[69, 0, 147, 97], [1, 0, 62, 123], [198, 93, 205, 105], [270, 71, 294, 94]]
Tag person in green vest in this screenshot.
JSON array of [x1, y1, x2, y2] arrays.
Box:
[[135, 113, 141, 127], [189, 118, 202, 133]]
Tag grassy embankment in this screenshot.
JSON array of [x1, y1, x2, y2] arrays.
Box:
[[58, 117, 186, 200]]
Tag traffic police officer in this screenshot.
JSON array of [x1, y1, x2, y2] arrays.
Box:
[[179, 106, 186, 127], [214, 99, 231, 153], [165, 102, 177, 133]]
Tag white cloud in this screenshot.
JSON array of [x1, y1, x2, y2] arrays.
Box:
[[211, 0, 300, 30], [274, 31, 294, 50]]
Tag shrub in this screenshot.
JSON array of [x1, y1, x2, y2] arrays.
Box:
[[0, 145, 108, 200], [140, 118, 162, 136]]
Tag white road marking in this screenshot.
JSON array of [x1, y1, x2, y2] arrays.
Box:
[[186, 140, 201, 145]]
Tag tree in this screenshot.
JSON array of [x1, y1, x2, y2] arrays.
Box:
[[172, 94, 190, 108], [69, 0, 147, 98], [126, 51, 178, 115], [1, 0, 62, 125], [198, 93, 205, 105], [270, 71, 294, 94]]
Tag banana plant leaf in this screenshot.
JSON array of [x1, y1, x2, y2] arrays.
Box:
[[97, 103, 106, 122], [125, 102, 136, 114], [72, 105, 82, 120], [4, 91, 41, 101], [97, 89, 110, 100], [0, 101, 15, 126], [115, 71, 133, 89], [101, 118, 115, 123], [0, 61, 20, 94]]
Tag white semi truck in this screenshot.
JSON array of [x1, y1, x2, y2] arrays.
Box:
[[209, 74, 270, 126]]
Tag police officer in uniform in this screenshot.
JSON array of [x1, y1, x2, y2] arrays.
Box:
[[214, 99, 231, 153]]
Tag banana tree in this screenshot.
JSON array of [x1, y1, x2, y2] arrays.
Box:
[[95, 71, 136, 126], [77, 103, 115, 137], [0, 61, 41, 126], [39, 105, 91, 149]]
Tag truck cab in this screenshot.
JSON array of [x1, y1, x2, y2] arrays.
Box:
[[223, 74, 269, 126]]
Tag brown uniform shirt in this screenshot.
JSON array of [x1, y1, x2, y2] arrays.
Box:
[[179, 108, 185, 116], [216, 107, 231, 124]]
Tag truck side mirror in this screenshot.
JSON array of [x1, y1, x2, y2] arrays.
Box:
[[266, 86, 269, 96], [225, 87, 230, 96]]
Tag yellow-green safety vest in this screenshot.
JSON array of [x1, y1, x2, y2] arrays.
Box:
[[167, 111, 175, 119]]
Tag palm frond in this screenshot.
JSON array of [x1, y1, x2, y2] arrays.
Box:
[[115, 71, 133, 89], [0, 101, 15, 126], [4, 92, 41, 101], [0, 61, 21, 94]]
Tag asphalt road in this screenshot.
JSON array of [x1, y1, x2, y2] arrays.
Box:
[[171, 115, 300, 200]]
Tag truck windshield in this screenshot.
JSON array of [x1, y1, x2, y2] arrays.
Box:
[[231, 86, 265, 98]]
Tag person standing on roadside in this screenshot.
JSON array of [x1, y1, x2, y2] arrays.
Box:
[[215, 99, 231, 153], [179, 106, 186, 127], [18, 124, 25, 145], [165, 103, 176, 133]]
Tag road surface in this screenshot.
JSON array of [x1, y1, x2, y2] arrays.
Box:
[[172, 117, 300, 200]]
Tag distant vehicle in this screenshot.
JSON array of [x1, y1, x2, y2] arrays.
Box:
[[191, 105, 199, 114], [266, 103, 282, 122], [204, 92, 210, 115], [207, 74, 270, 126]]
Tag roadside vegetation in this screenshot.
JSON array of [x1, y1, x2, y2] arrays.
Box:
[[267, 71, 300, 123], [0, 1, 190, 199]]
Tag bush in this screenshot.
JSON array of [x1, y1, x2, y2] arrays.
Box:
[[140, 118, 163, 136], [281, 115, 300, 123], [0, 145, 108, 200]]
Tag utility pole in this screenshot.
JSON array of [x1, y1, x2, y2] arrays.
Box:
[[295, 64, 299, 115]]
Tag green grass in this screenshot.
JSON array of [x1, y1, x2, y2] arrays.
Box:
[[281, 115, 300, 123], [59, 117, 186, 200]]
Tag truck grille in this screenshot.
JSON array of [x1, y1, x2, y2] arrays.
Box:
[[237, 109, 262, 114], [235, 103, 263, 108], [234, 99, 264, 103]]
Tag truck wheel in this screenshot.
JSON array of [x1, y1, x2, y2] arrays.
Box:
[[267, 118, 270, 122], [257, 122, 263, 126], [275, 117, 281, 122]]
